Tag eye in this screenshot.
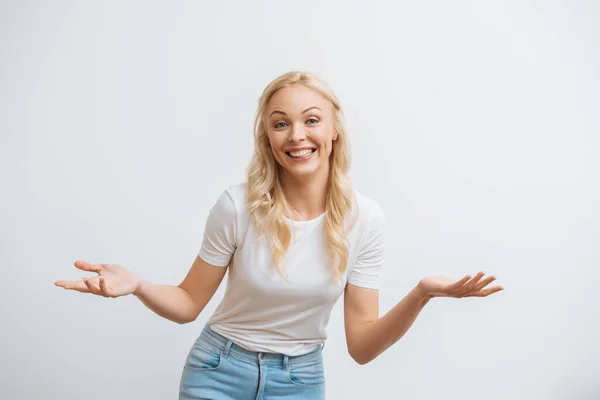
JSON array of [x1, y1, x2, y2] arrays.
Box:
[[306, 118, 319, 125], [274, 121, 288, 129]]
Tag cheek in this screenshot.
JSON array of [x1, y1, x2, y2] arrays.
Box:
[[316, 134, 334, 151], [313, 128, 332, 147], [267, 136, 287, 162], [266, 133, 281, 151]]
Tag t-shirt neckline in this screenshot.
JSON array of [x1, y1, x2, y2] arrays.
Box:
[[284, 211, 327, 225]]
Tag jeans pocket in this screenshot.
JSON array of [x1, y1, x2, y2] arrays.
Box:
[[287, 360, 325, 386], [183, 338, 223, 371]]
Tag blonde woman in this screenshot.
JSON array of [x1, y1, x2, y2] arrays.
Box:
[[55, 71, 503, 399]]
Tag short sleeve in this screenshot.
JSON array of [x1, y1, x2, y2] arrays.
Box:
[[347, 204, 386, 290], [198, 188, 237, 267]]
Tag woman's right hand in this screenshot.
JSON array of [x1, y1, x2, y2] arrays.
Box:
[[55, 261, 142, 298]]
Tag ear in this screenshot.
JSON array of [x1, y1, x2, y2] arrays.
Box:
[[333, 131, 338, 141]]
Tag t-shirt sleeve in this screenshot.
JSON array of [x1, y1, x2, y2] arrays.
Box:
[[197, 188, 237, 267], [347, 204, 386, 290]]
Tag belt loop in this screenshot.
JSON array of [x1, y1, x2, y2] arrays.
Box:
[[321, 342, 325, 350], [223, 340, 233, 358], [283, 355, 289, 370]]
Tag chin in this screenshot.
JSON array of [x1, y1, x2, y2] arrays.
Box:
[[289, 167, 319, 177], [284, 161, 327, 178]]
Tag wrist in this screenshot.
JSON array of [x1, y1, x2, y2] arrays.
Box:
[[133, 278, 146, 297], [414, 282, 434, 302]]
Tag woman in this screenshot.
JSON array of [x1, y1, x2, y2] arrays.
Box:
[[55, 71, 503, 399]]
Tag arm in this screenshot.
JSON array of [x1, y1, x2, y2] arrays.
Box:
[[344, 273, 503, 365], [136, 187, 236, 324], [54, 256, 226, 324], [56, 188, 237, 324], [343, 283, 431, 365], [134, 255, 227, 324]]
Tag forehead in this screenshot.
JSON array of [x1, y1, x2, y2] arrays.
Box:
[[266, 84, 331, 113]]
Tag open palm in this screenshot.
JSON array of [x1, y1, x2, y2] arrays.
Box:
[[54, 261, 141, 298], [418, 272, 503, 299]]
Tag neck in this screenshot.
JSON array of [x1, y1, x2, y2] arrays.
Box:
[[281, 169, 329, 221]]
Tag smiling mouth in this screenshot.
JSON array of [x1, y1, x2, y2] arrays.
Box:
[[285, 148, 316, 159]]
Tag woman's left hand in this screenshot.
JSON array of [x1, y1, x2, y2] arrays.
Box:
[[418, 272, 504, 299]]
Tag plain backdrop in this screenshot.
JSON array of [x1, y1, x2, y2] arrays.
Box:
[[1, 1, 599, 399]]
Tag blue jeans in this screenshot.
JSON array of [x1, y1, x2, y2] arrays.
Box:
[[179, 325, 326, 399]]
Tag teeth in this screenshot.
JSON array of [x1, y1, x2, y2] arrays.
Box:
[[289, 149, 313, 158]]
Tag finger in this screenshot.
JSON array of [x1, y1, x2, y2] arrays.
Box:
[[98, 275, 115, 298], [455, 272, 486, 296], [468, 276, 496, 293], [55, 280, 91, 293], [83, 276, 103, 296], [467, 285, 504, 297], [74, 261, 103, 274], [447, 275, 472, 291], [457, 274, 493, 297]]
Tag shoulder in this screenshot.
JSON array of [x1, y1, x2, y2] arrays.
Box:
[[227, 181, 247, 198], [214, 182, 246, 207], [352, 189, 385, 228], [208, 182, 247, 221]]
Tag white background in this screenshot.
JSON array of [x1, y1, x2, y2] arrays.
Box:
[[1, 1, 599, 399]]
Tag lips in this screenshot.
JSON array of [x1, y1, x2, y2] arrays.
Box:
[[285, 146, 316, 154], [286, 148, 315, 158], [284, 147, 317, 161]]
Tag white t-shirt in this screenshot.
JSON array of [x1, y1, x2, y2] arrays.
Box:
[[198, 182, 386, 356]]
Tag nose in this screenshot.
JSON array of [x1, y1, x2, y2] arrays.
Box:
[[288, 123, 306, 142]]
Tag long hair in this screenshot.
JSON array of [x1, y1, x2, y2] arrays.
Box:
[[246, 71, 355, 281]]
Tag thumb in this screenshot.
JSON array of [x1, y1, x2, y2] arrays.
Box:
[[98, 275, 116, 297], [74, 260, 103, 273]]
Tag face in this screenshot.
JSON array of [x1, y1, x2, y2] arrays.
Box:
[[265, 84, 337, 180]]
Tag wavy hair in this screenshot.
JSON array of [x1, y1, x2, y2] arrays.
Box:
[[246, 71, 356, 282]]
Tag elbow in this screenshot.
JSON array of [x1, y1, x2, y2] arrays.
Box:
[[350, 353, 372, 365], [174, 313, 199, 325], [348, 347, 373, 366], [352, 355, 370, 365], [176, 317, 197, 325]]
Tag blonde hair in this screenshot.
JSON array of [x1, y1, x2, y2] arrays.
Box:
[[246, 71, 355, 281]]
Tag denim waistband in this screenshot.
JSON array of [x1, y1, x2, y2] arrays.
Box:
[[200, 324, 324, 366]]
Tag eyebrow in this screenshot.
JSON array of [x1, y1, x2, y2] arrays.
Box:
[[269, 106, 321, 118]]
